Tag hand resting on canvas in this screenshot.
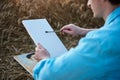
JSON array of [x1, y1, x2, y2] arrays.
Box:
[[34, 43, 50, 61]]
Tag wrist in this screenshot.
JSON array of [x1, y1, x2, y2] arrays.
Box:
[[78, 28, 94, 36]]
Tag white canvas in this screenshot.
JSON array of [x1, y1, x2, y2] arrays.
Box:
[[22, 19, 67, 57]]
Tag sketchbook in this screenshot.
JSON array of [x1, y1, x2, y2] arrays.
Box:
[[14, 19, 67, 76]]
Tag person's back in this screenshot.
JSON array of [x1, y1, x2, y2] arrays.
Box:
[[78, 6, 120, 79], [100, 7, 120, 79]]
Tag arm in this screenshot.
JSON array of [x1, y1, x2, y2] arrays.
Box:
[[60, 24, 95, 36], [33, 37, 104, 80]]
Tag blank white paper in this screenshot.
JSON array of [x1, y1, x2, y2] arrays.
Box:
[[22, 19, 67, 57]]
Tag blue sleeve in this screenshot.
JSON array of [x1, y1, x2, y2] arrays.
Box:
[[33, 7, 120, 80], [33, 35, 106, 80]]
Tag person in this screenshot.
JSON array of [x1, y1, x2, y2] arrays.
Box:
[[33, 0, 120, 80]]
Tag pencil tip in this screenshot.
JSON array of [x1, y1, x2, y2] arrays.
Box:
[[45, 31, 48, 33]]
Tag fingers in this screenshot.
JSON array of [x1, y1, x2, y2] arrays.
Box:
[[60, 24, 72, 31], [60, 25, 72, 35], [34, 46, 44, 62], [33, 54, 41, 62], [37, 43, 44, 49], [36, 43, 46, 51], [34, 43, 50, 61]]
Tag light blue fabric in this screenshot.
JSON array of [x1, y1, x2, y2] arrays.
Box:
[[33, 7, 120, 80]]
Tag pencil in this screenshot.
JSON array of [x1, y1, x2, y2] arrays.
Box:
[[45, 30, 60, 33]]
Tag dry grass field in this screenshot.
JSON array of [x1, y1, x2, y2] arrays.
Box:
[[0, 0, 104, 79]]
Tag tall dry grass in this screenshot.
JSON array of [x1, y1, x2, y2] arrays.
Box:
[[0, 0, 104, 49]]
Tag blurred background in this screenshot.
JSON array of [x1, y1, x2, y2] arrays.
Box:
[[0, 0, 104, 79]]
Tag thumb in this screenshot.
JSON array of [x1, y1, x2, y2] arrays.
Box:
[[37, 43, 44, 49]]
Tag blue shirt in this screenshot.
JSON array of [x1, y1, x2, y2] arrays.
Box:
[[33, 7, 120, 80]]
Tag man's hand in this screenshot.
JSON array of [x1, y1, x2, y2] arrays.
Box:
[[34, 43, 50, 62], [60, 24, 93, 36], [60, 24, 82, 36]]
